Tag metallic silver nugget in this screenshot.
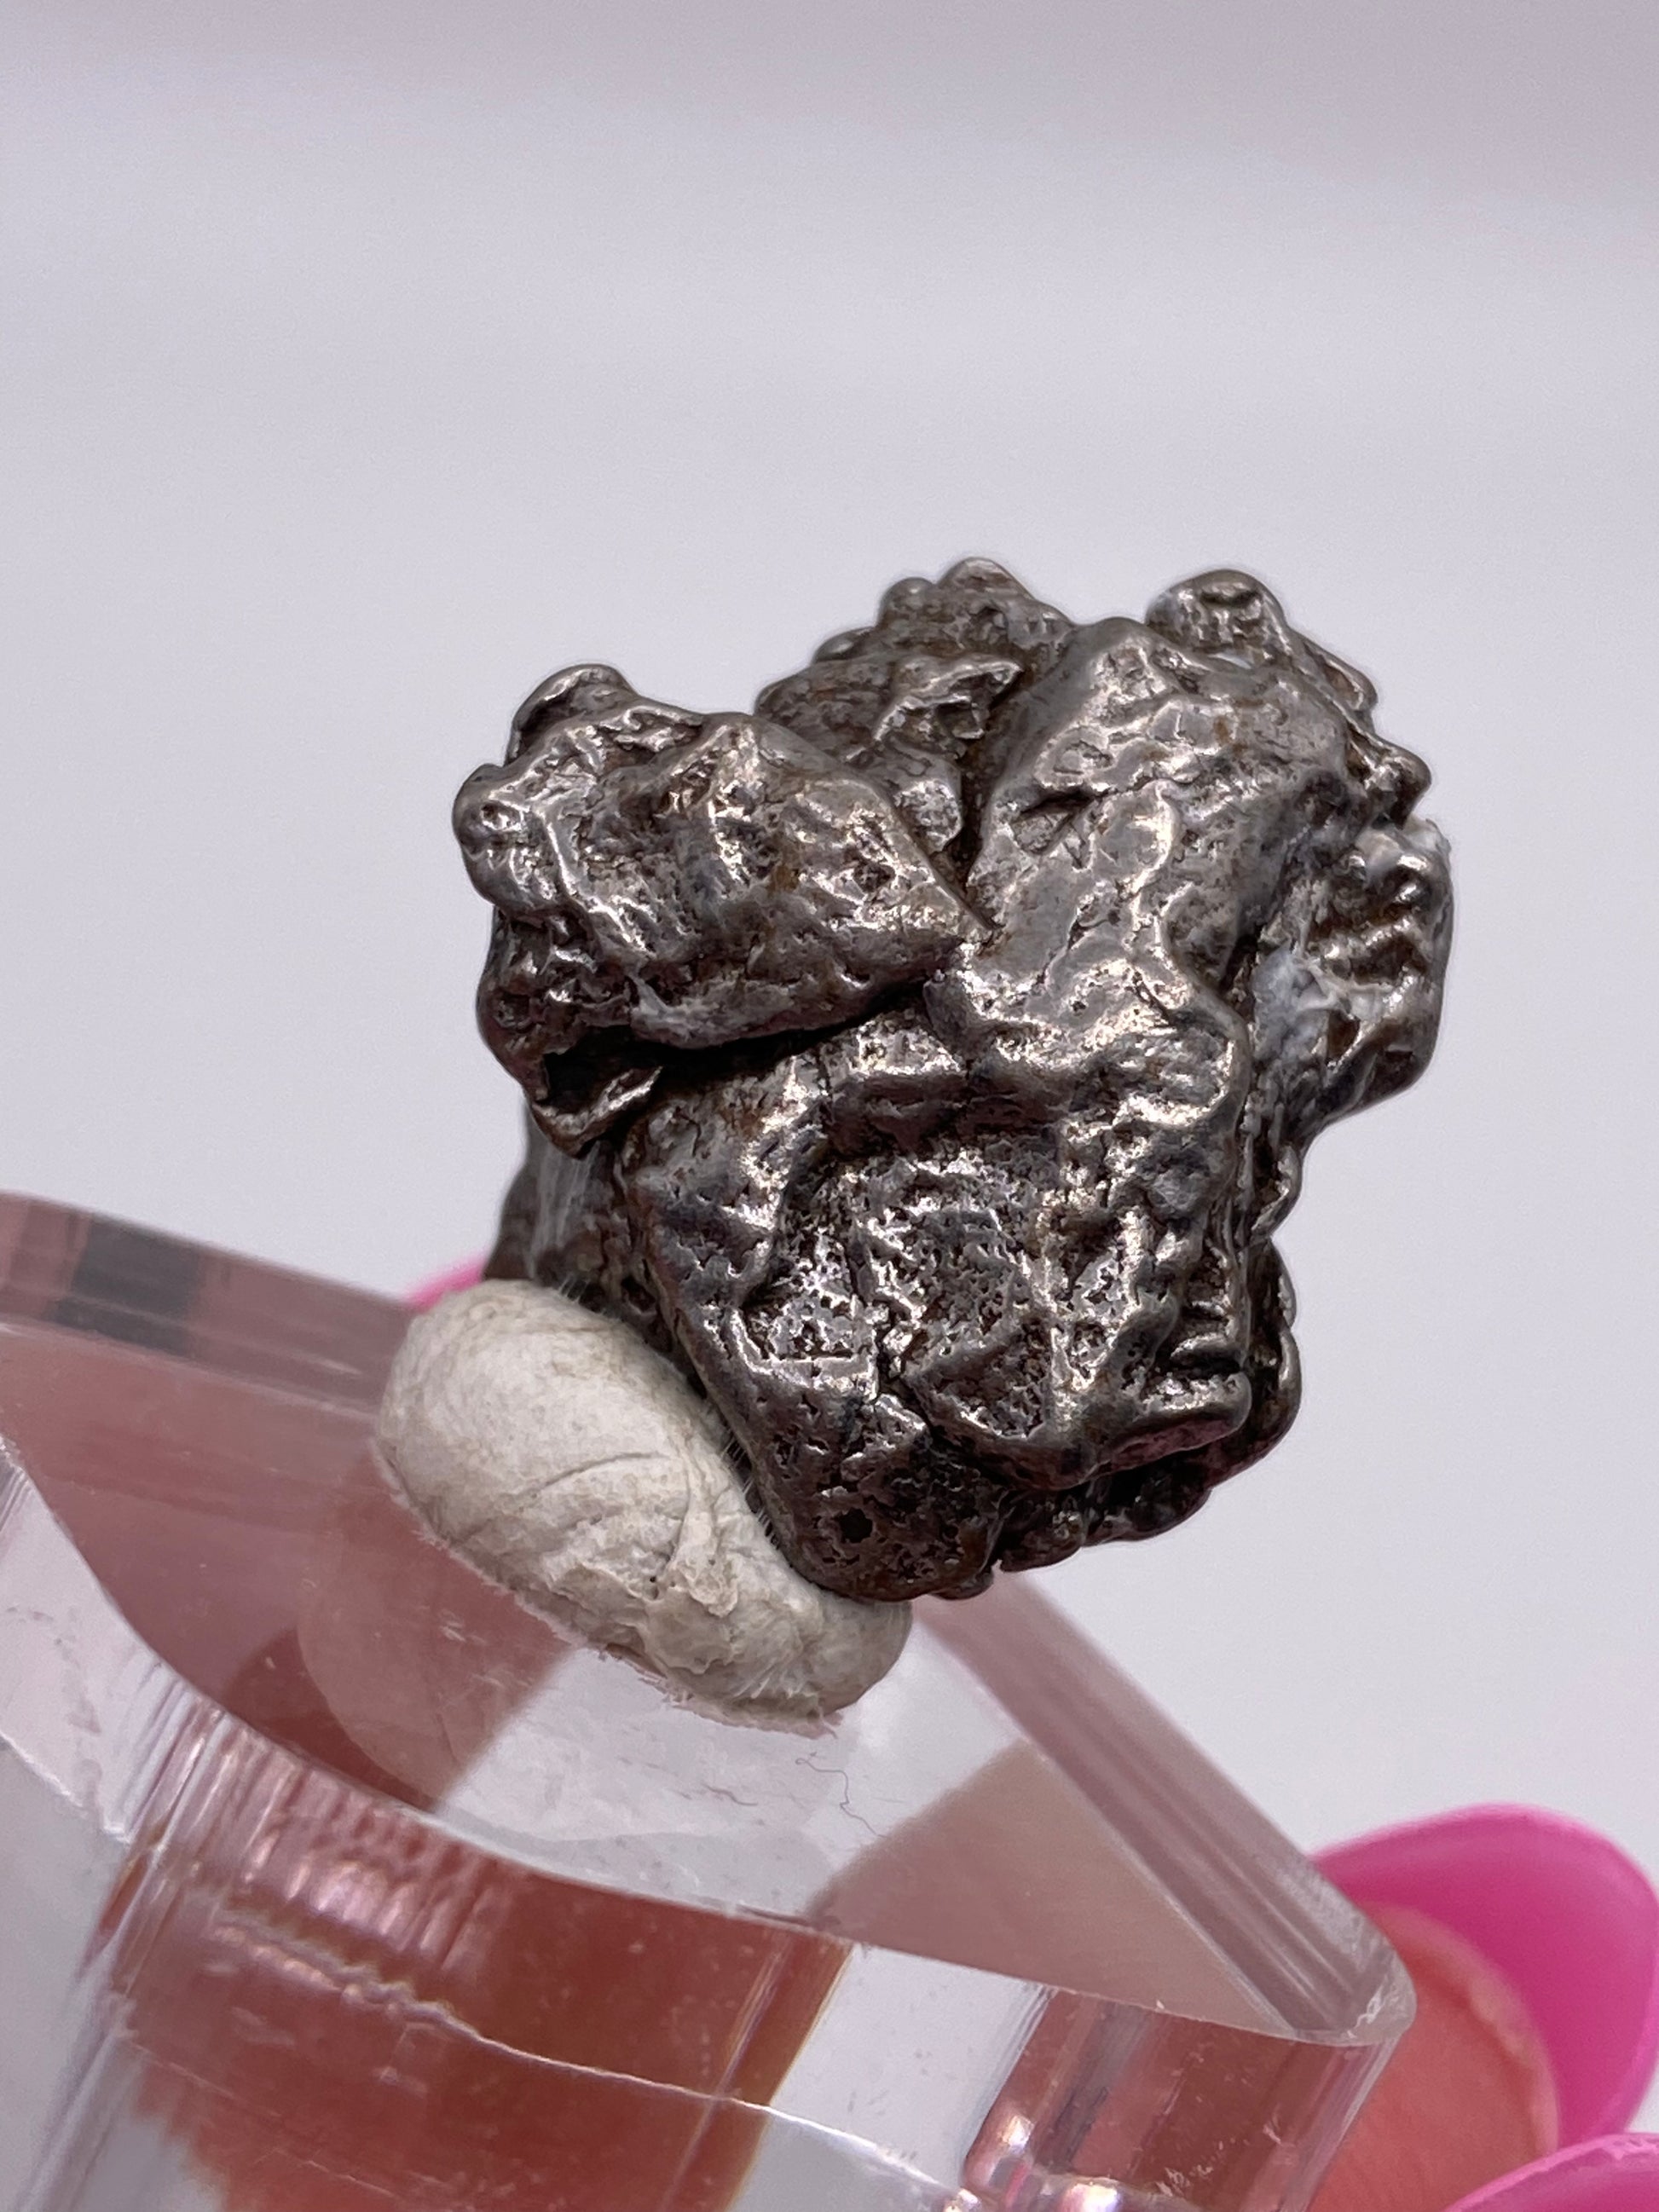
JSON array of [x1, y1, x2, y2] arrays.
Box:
[[454, 563, 1452, 1603]]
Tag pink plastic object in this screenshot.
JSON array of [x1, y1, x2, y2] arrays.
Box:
[[408, 1256, 487, 1308], [1318, 1809, 1659, 2146], [1448, 2134, 1659, 2211]]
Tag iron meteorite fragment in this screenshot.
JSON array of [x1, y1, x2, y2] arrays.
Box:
[[454, 563, 1452, 1603]]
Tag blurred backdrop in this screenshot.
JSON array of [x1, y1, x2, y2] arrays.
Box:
[[4, 0, 1656, 1932]]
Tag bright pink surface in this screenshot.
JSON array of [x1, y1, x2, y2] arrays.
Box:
[[407, 1257, 486, 1309], [1448, 2134, 1659, 2211], [1319, 1808, 1659, 2146]]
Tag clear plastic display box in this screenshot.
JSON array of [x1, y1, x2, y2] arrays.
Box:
[[0, 1193, 1410, 2211]]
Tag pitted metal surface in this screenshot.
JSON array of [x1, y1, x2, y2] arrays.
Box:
[[455, 563, 1451, 1600]]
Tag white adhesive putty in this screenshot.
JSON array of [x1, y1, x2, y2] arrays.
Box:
[[376, 1280, 909, 1720]]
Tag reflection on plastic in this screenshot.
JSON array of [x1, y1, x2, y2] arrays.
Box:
[[0, 1195, 1411, 2211]]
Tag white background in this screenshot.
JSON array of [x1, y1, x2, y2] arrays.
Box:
[[4, 0, 1656, 1904]]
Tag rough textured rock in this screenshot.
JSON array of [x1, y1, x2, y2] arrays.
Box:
[[454, 663, 973, 1151], [456, 563, 1453, 1603], [378, 1280, 910, 1716]]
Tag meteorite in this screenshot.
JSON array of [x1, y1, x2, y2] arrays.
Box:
[[453, 563, 1452, 1603]]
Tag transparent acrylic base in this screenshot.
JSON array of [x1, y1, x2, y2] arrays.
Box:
[[0, 1196, 1411, 2212]]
